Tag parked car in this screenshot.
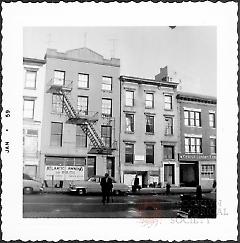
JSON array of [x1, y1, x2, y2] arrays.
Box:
[[23, 173, 43, 194], [68, 175, 131, 195], [177, 194, 216, 218]]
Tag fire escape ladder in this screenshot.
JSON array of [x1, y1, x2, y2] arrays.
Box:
[[61, 91, 78, 118], [88, 122, 106, 148]]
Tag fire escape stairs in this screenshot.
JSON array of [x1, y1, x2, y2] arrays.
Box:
[[47, 82, 112, 155]]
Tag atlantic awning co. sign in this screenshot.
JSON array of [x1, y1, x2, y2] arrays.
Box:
[[178, 154, 216, 161]]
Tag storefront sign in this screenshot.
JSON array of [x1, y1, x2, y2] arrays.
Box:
[[179, 154, 216, 161], [45, 165, 84, 180]]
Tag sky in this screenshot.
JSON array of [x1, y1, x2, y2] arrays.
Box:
[[23, 26, 216, 96]]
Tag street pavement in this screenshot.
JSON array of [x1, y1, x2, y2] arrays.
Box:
[[23, 193, 181, 218]]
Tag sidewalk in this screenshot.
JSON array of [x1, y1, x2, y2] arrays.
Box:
[[42, 186, 213, 195]]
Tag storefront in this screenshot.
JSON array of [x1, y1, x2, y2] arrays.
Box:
[[179, 154, 216, 188]]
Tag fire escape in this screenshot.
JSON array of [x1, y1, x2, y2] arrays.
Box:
[[47, 78, 115, 155]]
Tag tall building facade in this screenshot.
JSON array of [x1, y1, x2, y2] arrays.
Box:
[[39, 48, 120, 186], [23, 57, 46, 179], [119, 66, 180, 187], [177, 93, 217, 188]]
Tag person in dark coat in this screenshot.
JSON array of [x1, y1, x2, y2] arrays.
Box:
[[100, 173, 113, 204], [134, 175, 140, 191]]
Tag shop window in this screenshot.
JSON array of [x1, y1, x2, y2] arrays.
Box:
[[102, 76, 112, 91], [163, 145, 174, 159], [78, 73, 89, 88], [125, 113, 134, 132], [50, 122, 63, 147], [125, 143, 134, 164], [146, 115, 154, 133], [146, 144, 154, 163], [25, 70, 37, 89], [76, 125, 87, 148], [201, 164, 215, 178]]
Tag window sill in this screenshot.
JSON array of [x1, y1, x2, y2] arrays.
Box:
[[125, 131, 134, 134], [164, 134, 174, 136], [77, 87, 90, 90], [185, 152, 203, 154], [164, 108, 173, 111], [185, 125, 202, 128], [146, 132, 154, 135], [24, 87, 36, 90], [163, 158, 175, 161], [125, 105, 135, 108], [23, 117, 34, 121], [145, 106, 154, 109], [102, 89, 112, 93]]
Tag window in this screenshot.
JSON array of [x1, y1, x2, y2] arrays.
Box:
[[23, 129, 38, 156], [78, 73, 89, 88], [54, 70, 65, 85], [201, 164, 215, 178], [146, 144, 154, 163], [165, 117, 173, 135], [184, 110, 201, 127], [146, 115, 154, 133], [163, 145, 174, 159], [102, 76, 112, 91], [101, 126, 112, 148], [185, 137, 202, 153], [210, 138, 216, 154], [25, 70, 37, 89], [125, 143, 134, 163], [145, 93, 154, 108], [77, 96, 88, 115], [50, 122, 63, 146], [76, 125, 87, 147], [209, 112, 216, 128], [102, 98, 112, 117], [125, 90, 134, 107], [52, 94, 63, 113], [125, 113, 134, 132], [164, 95, 172, 110], [87, 157, 96, 178], [23, 99, 35, 119]]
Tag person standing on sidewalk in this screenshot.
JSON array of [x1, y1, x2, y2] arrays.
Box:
[[100, 173, 113, 204]]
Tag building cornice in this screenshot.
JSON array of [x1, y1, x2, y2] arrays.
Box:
[[120, 75, 179, 88], [23, 57, 46, 65], [177, 92, 217, 104]]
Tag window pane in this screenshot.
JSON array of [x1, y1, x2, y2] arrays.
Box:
[[146, 144, 154, 163], [126, 91, 134, 106], [102, 99, 112, 116], [77, 96, 88, 115], [76, 125, 87, 147], [125, 144, 134, 163], [145, 93, 153, 108], [23, 100, 34, 118], [146, 116, 154, 133], [25, 71, 36, 88], [54, 70, 65, 85], [51, 122, 63, 146], [78, 73, 89, 88], [52, 94, 63, 113], [102, 77, 112, 90]]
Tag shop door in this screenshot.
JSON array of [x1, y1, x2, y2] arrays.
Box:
[[180, 162, 199, 187], [164, 164, 175, 184], [107, 157, 115, 178]]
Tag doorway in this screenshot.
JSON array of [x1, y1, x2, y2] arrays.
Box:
[[107, 157, 115, 178], [180, 162, 199, 187], [164, 164, 175, 184]]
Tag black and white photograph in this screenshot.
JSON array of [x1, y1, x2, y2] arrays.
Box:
[[1, 2, 238, 241]]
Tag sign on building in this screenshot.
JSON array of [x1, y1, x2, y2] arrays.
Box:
[[45, 165, 84, 180]]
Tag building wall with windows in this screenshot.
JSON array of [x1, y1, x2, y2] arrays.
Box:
[[40, 48, 120, 186], [23, 57, 46, 179], [177, 93, 217, 188], [120, 70, 180, 188]]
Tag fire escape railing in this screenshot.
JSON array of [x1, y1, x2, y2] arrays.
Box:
[[46, 78, 113, 154]]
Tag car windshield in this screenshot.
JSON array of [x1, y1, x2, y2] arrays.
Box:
[[23, 173, 33, 180]]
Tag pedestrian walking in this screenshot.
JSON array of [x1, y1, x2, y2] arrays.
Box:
[[133, 175, 140, 192], [100, 173, 113, 204]]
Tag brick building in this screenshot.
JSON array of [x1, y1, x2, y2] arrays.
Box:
[[177, 93, 217, 188], [39, 48, 120, 186], [119, 66, 180, 187], [23, 57, 46, 179]]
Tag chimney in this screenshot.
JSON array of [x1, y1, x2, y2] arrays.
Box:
[[155, 66, 180, 83]]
